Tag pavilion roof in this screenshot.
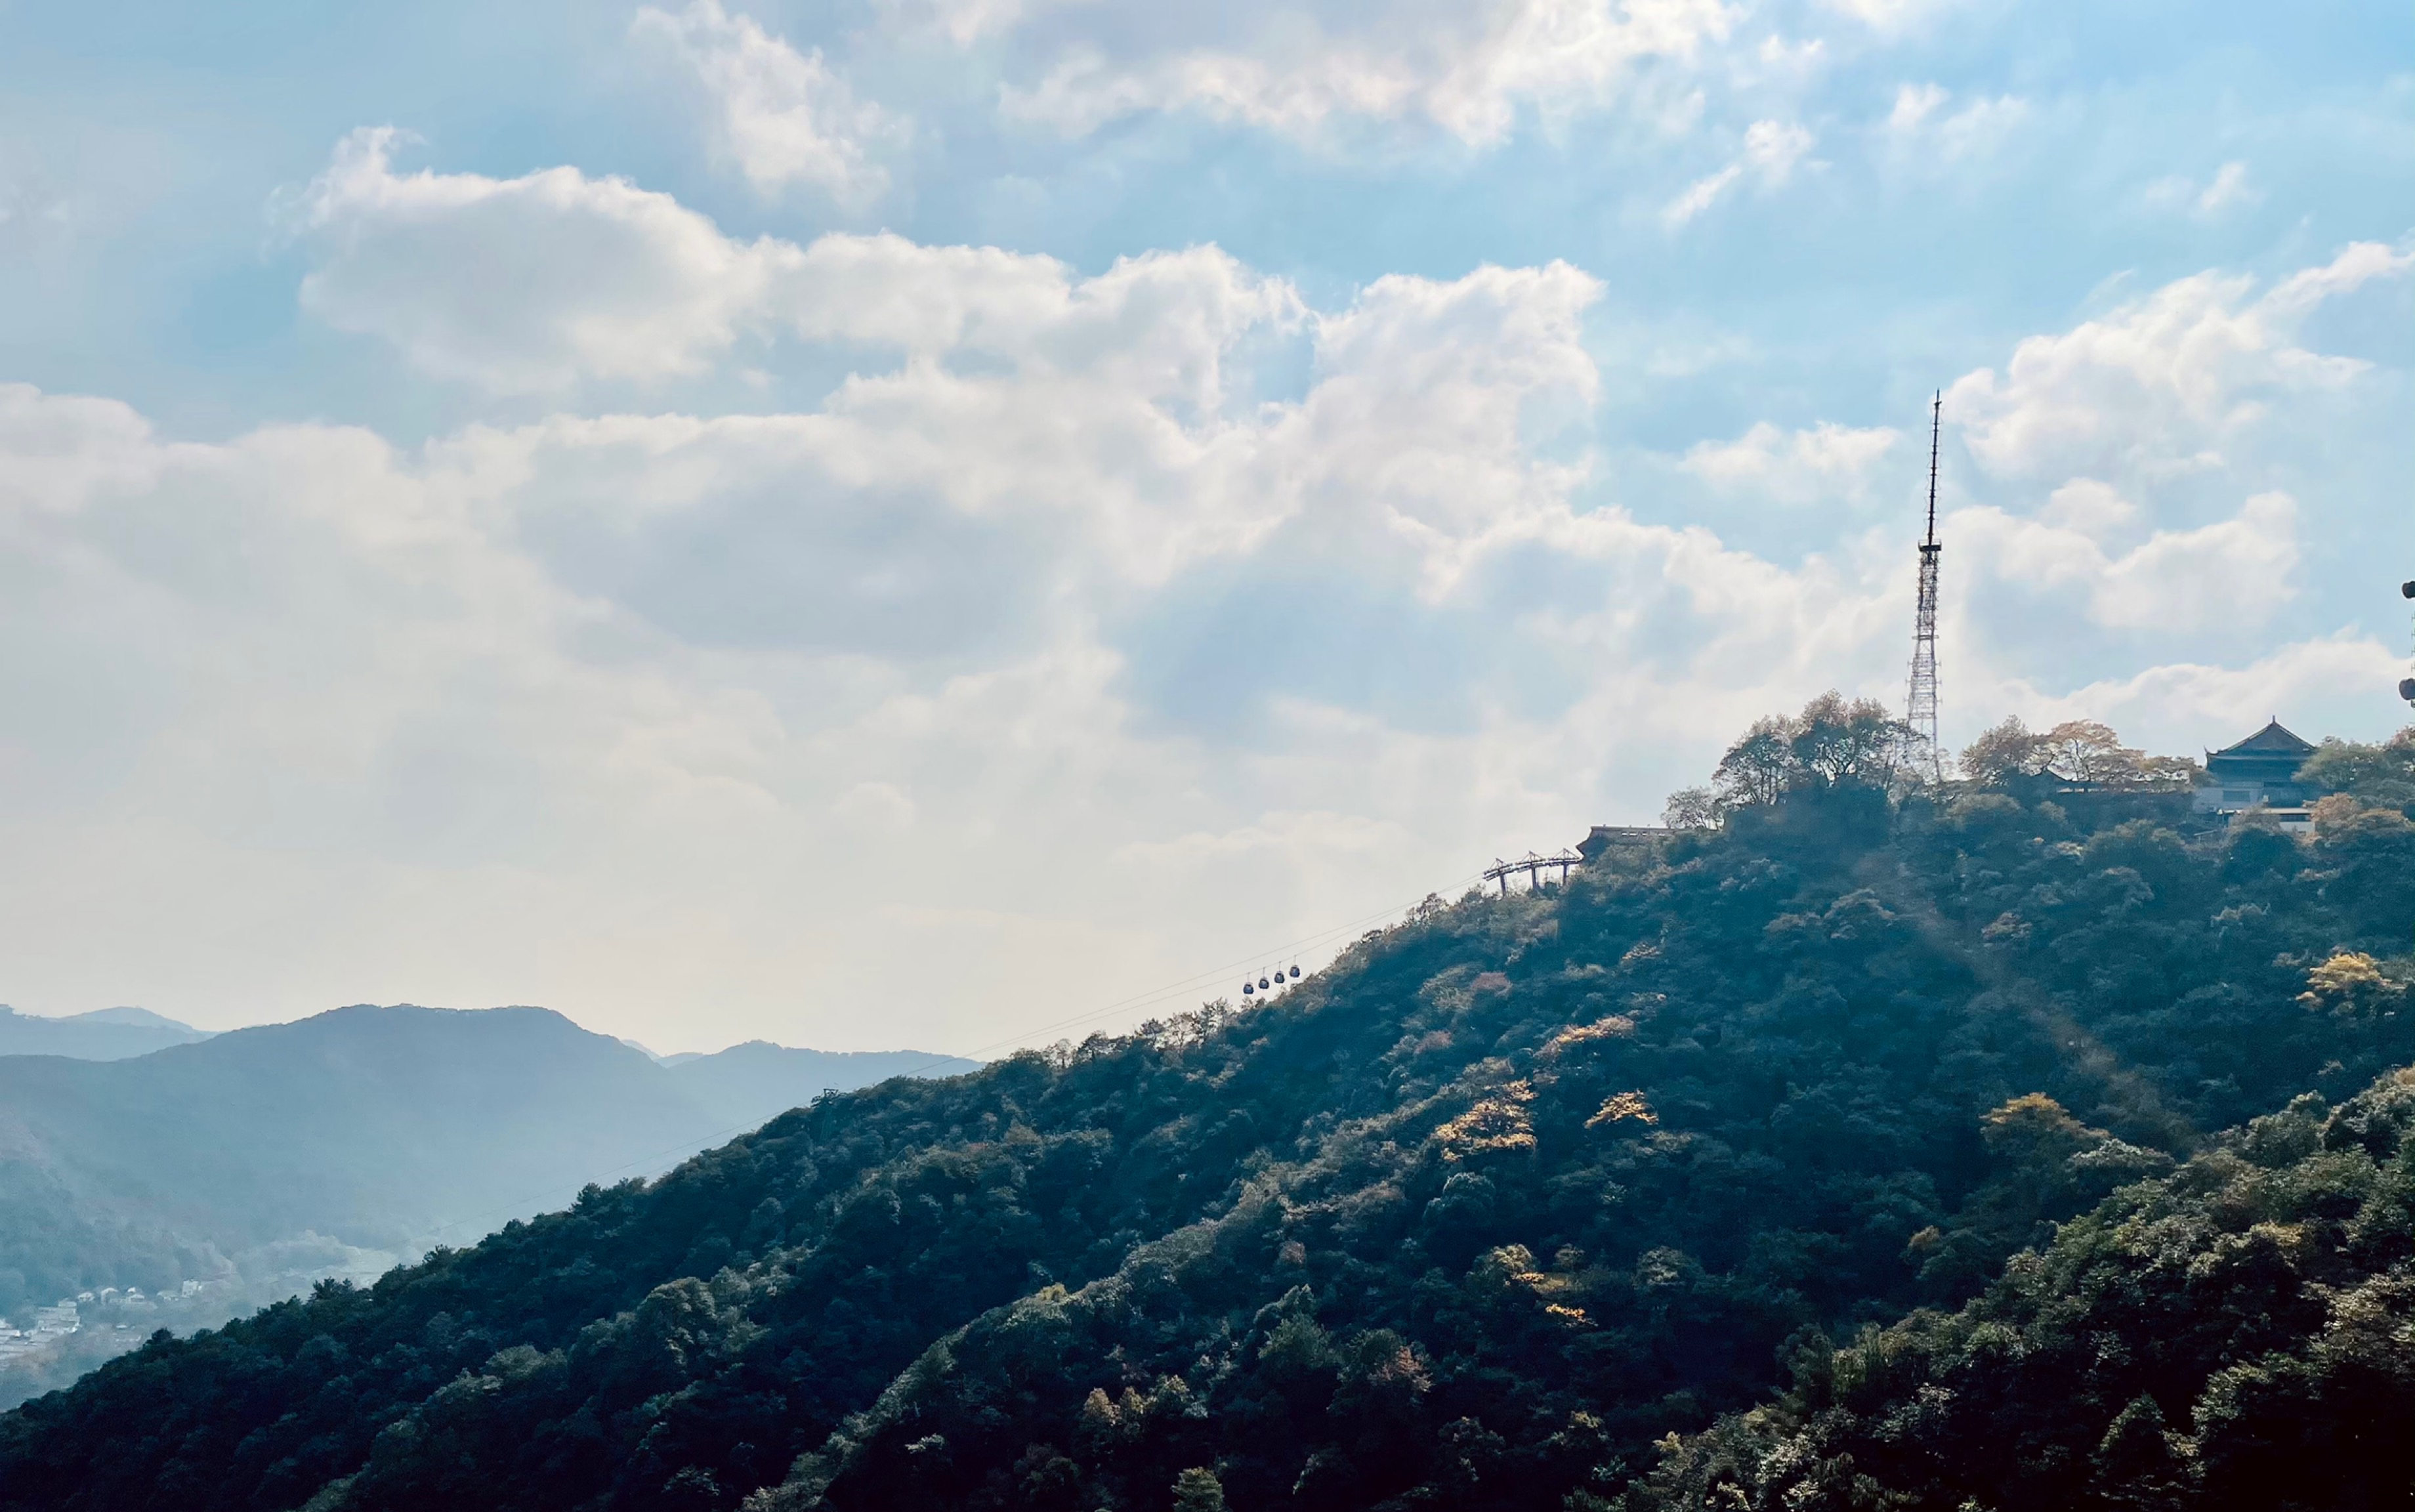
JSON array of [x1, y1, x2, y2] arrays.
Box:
[[2208, 720, 2316, 759]]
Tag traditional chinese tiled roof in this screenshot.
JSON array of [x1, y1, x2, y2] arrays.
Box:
[[2208, 720, 2315, 759]]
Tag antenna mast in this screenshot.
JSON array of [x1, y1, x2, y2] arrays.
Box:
[[1906, 392, 1944, 782]]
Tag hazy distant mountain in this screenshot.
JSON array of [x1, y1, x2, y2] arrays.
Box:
[[0, 1004, 213, 1060], [0, 1004, 978, 1402], [667, 1041, 982, 1136], [0, 1007, 710, 1313]]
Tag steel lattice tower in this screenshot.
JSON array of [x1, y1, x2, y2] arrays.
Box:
[[1906, 392, 1944, 782]]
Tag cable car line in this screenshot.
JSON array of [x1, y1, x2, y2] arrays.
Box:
[[425, 872, 1486, 1242]]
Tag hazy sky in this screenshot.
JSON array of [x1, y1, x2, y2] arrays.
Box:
[[1, 0, 2409, 1053]]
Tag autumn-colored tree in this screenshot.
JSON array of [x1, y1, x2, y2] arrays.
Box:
[[1959, 716, 2049, 784], [1171, 1466, 1227, 1512]]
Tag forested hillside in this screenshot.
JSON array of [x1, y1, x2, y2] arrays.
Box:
[[2, 713, 2408, 1512], [1620, 1067, 2415, 1511], [0, 1009, 976, 1408]]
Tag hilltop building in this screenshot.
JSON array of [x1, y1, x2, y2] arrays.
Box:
[[1578, 825, 1667, 862], [2193, 720, 2317, 828]]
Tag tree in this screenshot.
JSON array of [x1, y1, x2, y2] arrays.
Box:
[[1790, 692, 1904, 789], [1713, 717, 1793, 808], [2299, 728, 2415, 811], [2137, 754, 2202, 790], [1171, 1466, 1227, 1512], [1713, 694, 1909, 810], [2038, 720, 2143, 786], [1662, 787, 1719, 830], [1960, 717, 2048, 785]]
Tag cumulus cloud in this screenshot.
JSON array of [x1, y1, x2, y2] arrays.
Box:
[[290, 128, 805, 391], [633, 0, 903, 202], [1681, 419, 1900, 501], [1946, 241, 2414, 482], [1958, 490, 2301, 633], [16, 138, 2404, 1047], [1664, 118, 1813, 225], [992, 0, 1742, 146], [0, 217, 1923, 1042], [1291, 261, 1603, 583], [288, 133, 1306, 415], [2003, 634, 2402, 761], [2036, 478, 2138, 536], [0, 383, 165, 513]]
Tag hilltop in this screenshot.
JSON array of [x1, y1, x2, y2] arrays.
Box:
[[0, 1006, 213, 1062], [1, 716, 2406, 1512]]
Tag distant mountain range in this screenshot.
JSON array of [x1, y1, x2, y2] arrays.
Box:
[[0, 1005, 214, 1060], [0, 1005, 976, 1403]]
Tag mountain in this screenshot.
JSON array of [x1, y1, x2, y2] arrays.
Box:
[[1621, 1068, 2415, 1511], [0, 1007, 213, 1062], [2, 729, 2406, 1512], [0, 1008, 979, 1406], [665, 1042, 981, 1135], [0, 1007, 719, 1270]]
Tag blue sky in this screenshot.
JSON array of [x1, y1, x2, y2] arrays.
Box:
[[1, 0, 2410, 1051]]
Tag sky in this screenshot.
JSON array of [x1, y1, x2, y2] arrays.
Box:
[[0, 0, 2410, 1055]]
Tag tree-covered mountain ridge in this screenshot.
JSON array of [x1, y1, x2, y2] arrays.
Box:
[[1622, 1065, 2415, 1511], [0, 1006, 980, 1409], [1, 715, 2410, 1512]]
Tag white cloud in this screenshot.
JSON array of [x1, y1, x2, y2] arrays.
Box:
[[1958, 490, 2301, 633], [2004, 634, 2402, 760], [1945, 241, 2414, 482], [833, 780, 919, 828], [290, 128, 805, 391], [0, 383, 165, 514], [1884, 84, 2028, 161], [1681, 419, 1900, 499], [1664, 117, 1814, 225], [2145, 160, 2261, 219], [17, 138, 2407, 1051], [1819, 0, 1957, 32], [1886, 81, 1944, 132], [289, 133, 1306, 414], [2195, 160, 2256, 214], [2036, 477, 2138, 536], [992, 0, 1742, 146], [633, 0, 903, 203], [0, 231, 1918, 1045]]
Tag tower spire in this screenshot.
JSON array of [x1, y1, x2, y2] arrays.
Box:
[[1906, 392, 1944, 782]]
